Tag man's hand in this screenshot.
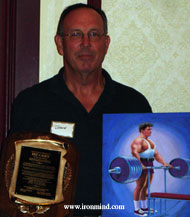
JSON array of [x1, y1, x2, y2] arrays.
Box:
[[163, 162, 173, 169], [141, 164, 147, 170]]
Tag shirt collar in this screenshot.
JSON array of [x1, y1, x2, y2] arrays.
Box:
[[49, 67, 116, 107]]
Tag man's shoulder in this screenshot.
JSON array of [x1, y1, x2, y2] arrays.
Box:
[[113, 80, 151, 110], [16, 74, 58, 101], [102, 70, 152, 112], [132, 137, 144, 144], [112, 80, 145, 98]]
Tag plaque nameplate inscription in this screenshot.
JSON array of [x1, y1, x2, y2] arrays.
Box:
[[9, 139, 67, 205], [15, 146, 60, 200]]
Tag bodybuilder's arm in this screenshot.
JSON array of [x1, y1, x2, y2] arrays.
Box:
[[131, 142, 146, 170], [154, 149, 172, 168]]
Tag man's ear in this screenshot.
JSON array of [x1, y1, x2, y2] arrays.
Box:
[[105, 35, 111, 55], [54, 35, 64, 56]]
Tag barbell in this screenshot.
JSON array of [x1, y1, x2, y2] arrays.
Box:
[[108, 156, 190, 183]]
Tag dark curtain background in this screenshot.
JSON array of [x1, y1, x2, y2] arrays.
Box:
[[0, 0, 40, 147]]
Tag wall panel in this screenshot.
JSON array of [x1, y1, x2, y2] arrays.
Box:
[[40, 0, 86, 82], [102, 0, 190, 112]]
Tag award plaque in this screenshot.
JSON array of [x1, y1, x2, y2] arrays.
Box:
[[0, 132, 79, 217]]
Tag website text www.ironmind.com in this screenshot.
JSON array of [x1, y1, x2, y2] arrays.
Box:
[[64, 203, 125, 210]]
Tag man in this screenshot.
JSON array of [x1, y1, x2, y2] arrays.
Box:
[[131, 123, 171, 216], [9, 4, 152, 216]]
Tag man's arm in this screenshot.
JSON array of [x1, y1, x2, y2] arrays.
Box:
[[154, 149, 173, 168], [131, 141, 146, 170]]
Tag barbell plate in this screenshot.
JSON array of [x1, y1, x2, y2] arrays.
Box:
[[169, 158, 190, 178], [109, 157, 130, 183], [129, 158, 141, 181], [109, 156, 142, 183]]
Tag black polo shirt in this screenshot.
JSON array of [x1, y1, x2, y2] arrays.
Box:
[[10, 67, 152, 216]]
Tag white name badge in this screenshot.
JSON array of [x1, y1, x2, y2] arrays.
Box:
[[51, 121, 75, 138]]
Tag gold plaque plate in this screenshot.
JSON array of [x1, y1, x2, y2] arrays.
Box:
[[0, 132, 79, 217]]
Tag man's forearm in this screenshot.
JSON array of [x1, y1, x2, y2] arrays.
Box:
[[154, 153, 166, 165]]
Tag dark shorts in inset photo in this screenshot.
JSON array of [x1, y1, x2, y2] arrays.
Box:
[[141, 158, 154, 174]]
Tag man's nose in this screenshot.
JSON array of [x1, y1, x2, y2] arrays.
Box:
[[81, 34, 91, 46]]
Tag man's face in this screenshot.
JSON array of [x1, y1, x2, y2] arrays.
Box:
[[55, 8, 110, 75], [142, 126, 152, 138]]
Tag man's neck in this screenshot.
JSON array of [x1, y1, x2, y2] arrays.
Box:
[[64, 69, 104, 91], [140, 133, 148, 140], [63, 68, 105, 112]]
